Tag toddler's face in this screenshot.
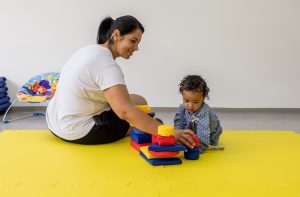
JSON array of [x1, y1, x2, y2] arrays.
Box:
[[182, 90, 204, 113]]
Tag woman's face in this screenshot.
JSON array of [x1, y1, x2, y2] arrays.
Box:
[[116, 28, 143, 59]]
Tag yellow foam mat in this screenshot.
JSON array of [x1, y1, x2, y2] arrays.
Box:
[[0, 130, 300, 197]]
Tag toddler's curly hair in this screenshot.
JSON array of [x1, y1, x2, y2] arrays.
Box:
[[179, 75, 210, 98]]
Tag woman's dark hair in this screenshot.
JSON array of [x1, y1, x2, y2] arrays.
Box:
[[179, 75, 210, 98], [97, 15, 144, 44]]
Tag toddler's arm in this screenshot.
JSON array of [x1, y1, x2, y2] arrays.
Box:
[[196, 111, 211, 150], [174, 105, 187, 129]]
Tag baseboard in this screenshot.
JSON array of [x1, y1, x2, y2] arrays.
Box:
[[8, 106, 300, 113], [8, 106, 47, 112]]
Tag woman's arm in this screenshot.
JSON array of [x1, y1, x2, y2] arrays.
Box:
[[103, 84, 195, 148], [103, 84, 160, 135]]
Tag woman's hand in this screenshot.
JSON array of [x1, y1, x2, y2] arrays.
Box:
[[174, 129, 195, 149]]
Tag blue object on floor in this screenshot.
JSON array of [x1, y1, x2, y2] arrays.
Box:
[[33, 112, 45, 116], [184, 147, 200, 160], [139, 151, 182, 166], [148, 143, 187, 152], [130, 131, 152, 144]]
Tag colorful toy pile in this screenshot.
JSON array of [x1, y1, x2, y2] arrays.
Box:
[[130, 105, 201, 166], [0, 77, 11, 114], [17, 72, 60, 103], [2, 72, 60, 123]]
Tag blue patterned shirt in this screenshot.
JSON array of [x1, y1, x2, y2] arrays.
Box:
[[174, 103, 222, 152]]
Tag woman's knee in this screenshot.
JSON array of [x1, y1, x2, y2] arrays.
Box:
[[129, 94, 148, 105]]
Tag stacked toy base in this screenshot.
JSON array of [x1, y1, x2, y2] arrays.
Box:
[[130, 128, 187, 166], [0, 77, 11, 114], [130, 105, 204, 166], [141, 143, 187, 165], [130, 121, 188, 166]]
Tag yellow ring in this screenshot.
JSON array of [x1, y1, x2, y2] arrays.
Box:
[[157, 125, 174, 136]]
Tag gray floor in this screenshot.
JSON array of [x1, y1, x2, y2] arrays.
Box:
[[1, 107, 300, 133]]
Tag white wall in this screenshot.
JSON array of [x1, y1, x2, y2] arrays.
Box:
[[1, 0, 299, 108]]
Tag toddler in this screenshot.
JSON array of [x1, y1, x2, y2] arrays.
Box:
[[174, 75, 222, 152]]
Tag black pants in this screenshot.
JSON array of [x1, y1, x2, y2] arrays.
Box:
[[51, 109, 130, 145]]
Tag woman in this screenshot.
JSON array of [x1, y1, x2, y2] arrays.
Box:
[[46, 15, 195, 148]]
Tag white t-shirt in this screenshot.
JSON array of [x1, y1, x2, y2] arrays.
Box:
[[46, 44, 126, 140]]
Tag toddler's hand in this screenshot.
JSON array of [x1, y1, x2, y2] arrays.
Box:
[[174, 129, 195, 149], [191, 135, 200, 147]]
